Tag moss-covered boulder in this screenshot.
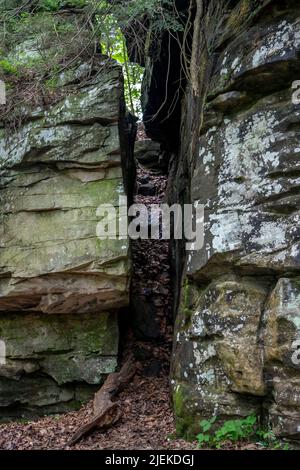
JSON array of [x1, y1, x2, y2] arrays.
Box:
[[263, 278, 300, 440], [171, 276, 267, 438], [0, 311, 118, 416]]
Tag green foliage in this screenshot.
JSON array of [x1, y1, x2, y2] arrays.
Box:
[[96, 10, 144, 116], [104, 0, 185, 33], [197, 416, 217, 447], [1, 11, 75, 50], [45, 76, 59, 89], [0, 5, 92, 128], [94, 0, 186, 116], [197, 415, 291, 450], [214, 415, 257, 443], [39, 0, 62, 11]]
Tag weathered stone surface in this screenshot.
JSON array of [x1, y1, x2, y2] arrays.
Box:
[[170, 0, 300, 440], [0, 61, 129, 315], [0, 311, 118, 385], [264, 278, 300, 367], [210, 14, 300, 98], [189, 87, 300, 278]]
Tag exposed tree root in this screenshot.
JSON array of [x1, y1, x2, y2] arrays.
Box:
[[67, 358, 136, 447]]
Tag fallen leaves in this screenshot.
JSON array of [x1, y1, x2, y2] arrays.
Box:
[[0, 376, 197, 451]]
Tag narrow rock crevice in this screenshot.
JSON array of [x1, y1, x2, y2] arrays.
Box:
[[127, 128, 174, 377]]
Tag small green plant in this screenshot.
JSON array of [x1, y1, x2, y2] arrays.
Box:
[[215, 415, 257, 444], [197, 415, 291, 450], [45, 76, 59, 90], [0, 59, 18, 75], [197, 415, 257, 449]]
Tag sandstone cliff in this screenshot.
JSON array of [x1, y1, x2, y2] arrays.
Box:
[[0, 6, 131, 417]]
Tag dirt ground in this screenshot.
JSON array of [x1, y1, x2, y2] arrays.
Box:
[[0, 374, 198, 450]]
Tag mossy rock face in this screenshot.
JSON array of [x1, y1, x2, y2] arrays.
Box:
[[0, 70, 128, 412], [171, 276, 266, 439], [169, 1, 300, 442]]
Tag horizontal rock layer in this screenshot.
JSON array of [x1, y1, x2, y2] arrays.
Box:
[[0, 56, 130, 416]]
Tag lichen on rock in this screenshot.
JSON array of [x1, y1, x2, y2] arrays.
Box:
[[0, 6, 132, 417], [170, 0, 300, 442]]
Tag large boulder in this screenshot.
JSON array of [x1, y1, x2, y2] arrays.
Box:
[[171, 0, 300, 441], [0, 63, 129, 314], [263, 278, 300, 440]]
